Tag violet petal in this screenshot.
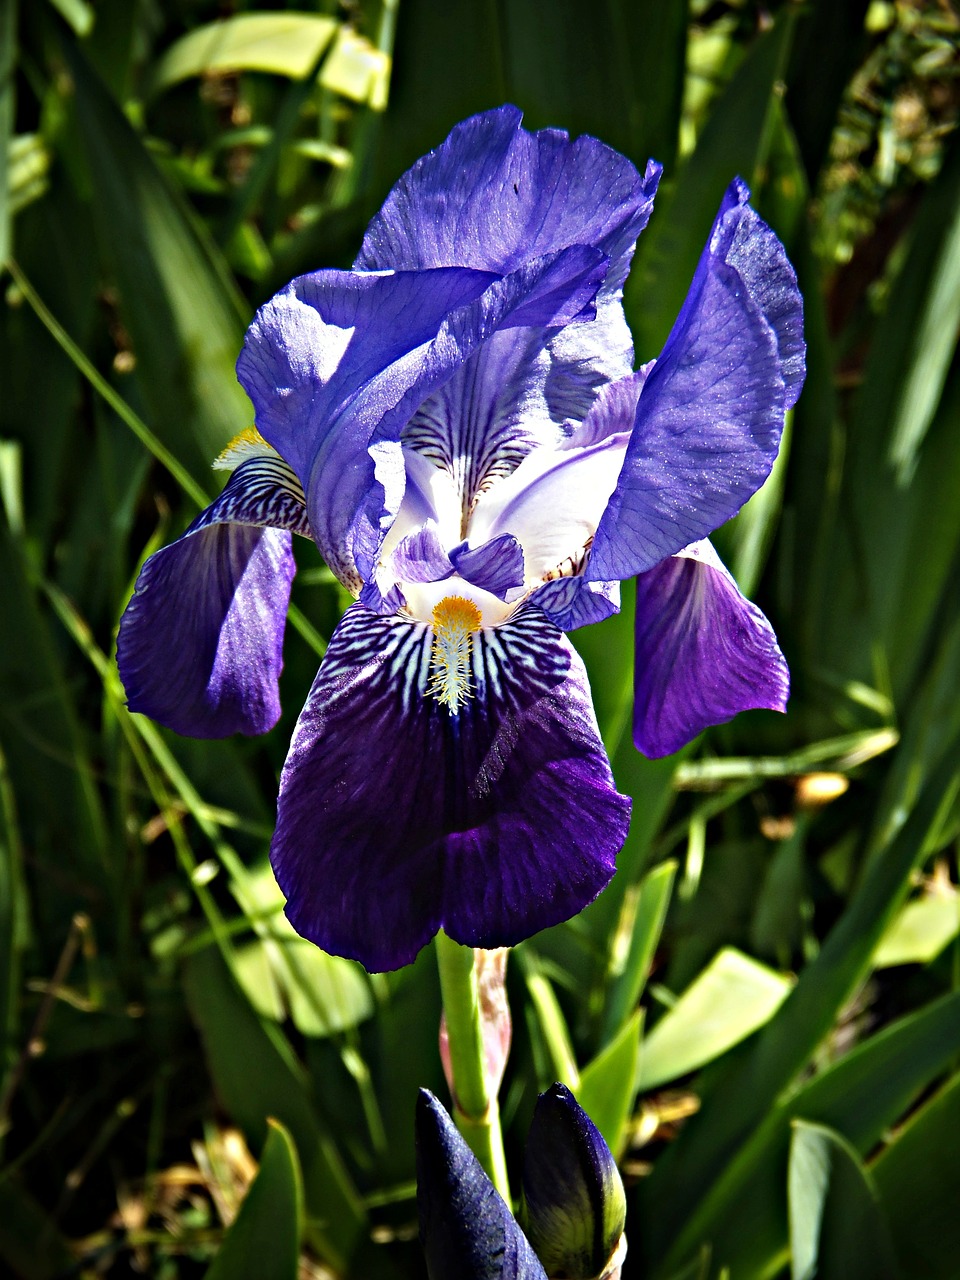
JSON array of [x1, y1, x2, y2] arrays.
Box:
[[589, 182, 804, 581], [271, 605, 630, 971], [633, 542, 789, 758]]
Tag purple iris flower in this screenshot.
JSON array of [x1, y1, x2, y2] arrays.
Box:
[[118, 106, 803, 972]]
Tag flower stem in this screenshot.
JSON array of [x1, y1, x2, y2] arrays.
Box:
[[435, 932, 511, 1202]]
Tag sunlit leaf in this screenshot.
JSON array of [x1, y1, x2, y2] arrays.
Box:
[[637, 948, 792, 1092]]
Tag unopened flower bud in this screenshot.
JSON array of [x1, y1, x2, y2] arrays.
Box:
[[520, 1084, 627, 1279], [416, 1090, 547, 1280]]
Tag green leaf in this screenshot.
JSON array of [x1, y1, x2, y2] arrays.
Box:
[[205, 1119, 303, 1280], [601, 860, 677, 1044], [149, 14, 389, 107], [873, 894, 960, 968], [0, 1177, 73, 1280], [60, 37, 251, 482], [867, 136, 960, 484], [637, 948, 792, 1093], [873, 1072, 960, 1280], [230, 861, 374, 1038], [626, 11, 797, 361], [670, 991, 960, 1280], [788, 1121, 899, 1280], [523, 964, 580, 1091], [0, 0, 16, 268], [45, 0, 93, 38], [183, 946, 367, 1273], [578, 1011, 642, 1158], [641, 729, 960, 1274]]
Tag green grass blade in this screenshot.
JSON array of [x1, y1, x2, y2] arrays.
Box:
[[646, 989, 960, 1278], [873, 1072, 960, 1280], [59, 36, 251, 481], [0, 0, 15, 268], [637, 949, 793, 1093], [601, 859, 676, 1044], [184, 946, 367, 1273]]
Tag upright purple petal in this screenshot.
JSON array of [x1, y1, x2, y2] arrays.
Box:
[[270, 605, 630, 971], [589, 183, 804, 582], [238, 249, 608, 590], [633, 542, 789, 758], [118, 454, 308, 738], [357, 105, 661, 300], [359, 110, 664, 488]]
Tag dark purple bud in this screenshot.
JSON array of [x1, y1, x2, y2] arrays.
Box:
[[416, 1090, 547, 1280]]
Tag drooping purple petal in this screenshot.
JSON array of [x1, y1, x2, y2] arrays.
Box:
[[357, 105, 661, 299], [119, 528, 294, 738], [271, 604, 630, 971], [239, 248, 608, 590], [588, 183, 804, 582], [118, 455, 308, 738], [632, 542, 789, 758], [417, 1090, 548, 1280], [450, 535, 525, 600]]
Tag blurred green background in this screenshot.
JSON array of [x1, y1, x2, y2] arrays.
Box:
[[1, 0, 959, 1276]]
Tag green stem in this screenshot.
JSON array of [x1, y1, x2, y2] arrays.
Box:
[[435, 932, 511, 1202]]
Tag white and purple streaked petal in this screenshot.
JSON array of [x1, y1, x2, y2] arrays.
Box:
[[118, 453, 310, 738], [632, 542, 789, 758], [450, 535, 525, 600], [530, 577, 621, 632], [271, 605, 630, 971], [588, 189, 804, 582], [470, 430, 630, 586], [357, 105, 661, 300]]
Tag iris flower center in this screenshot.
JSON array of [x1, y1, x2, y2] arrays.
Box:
[[426, 595, 483, 713]]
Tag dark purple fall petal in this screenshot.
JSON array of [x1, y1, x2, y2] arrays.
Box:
[[271, 605, 630, 972], [632, 544, 789, 758], [589, 180, 804, 582], [416, 1090, 548, 1280]]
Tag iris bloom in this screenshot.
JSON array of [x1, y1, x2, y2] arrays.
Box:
[[118, 107, 804, 972]]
